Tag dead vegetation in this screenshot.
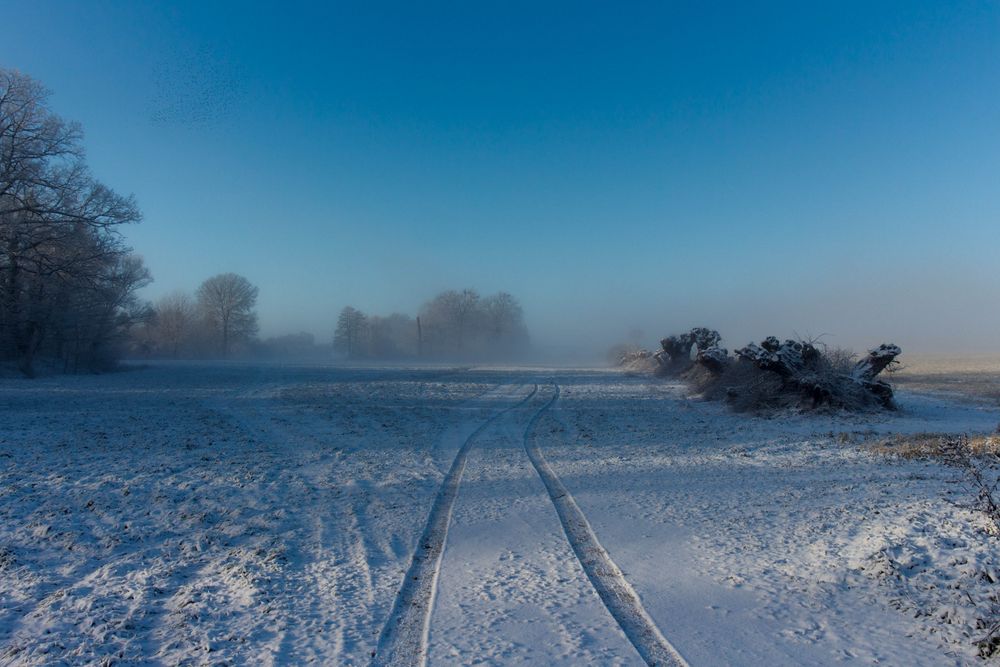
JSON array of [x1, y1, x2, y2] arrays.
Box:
[[868, 432, 1000, 656], [939, 435, 1000, 657], [610, 346, 659, 375], [868, 432, 1000, 460], [623, 326, 903, 412]]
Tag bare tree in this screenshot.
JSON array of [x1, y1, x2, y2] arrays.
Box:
[[333, 306, 367, 358], [420, 289, 481, 353], [418, 289, 528, 359], [1, 68, 144, 375], [482, 292, 528, 348], [196, 273, 258, 357], [154, 291, 195, 357], [367, 312, 417, 358]]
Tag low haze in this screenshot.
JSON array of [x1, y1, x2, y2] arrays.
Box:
[[3, 1, 1000, 356]]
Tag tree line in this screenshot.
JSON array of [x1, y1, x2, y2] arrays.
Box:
[[0, 69, 149, 376], [334, 289, 530, 360], [132, 273, 259, 359], [0, 68, 265, 374], [135, 284, 530, 363]]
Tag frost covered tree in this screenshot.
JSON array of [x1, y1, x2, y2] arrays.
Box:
[[328, 290, 528, 361], [367, 313, 417, 358], [196, 273, 258, 357], [418, 289, 528, 359], [333, 306, 368, 358], [420, 289, 482, 353], [0, 68, 147, 375], [482, 292, 528, 350], [153, 291, 196, 357]]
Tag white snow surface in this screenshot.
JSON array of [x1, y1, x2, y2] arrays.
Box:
[[1, 362, 1000, 665]]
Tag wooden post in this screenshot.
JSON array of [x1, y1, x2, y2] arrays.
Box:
[[416, 316, 423, 357]]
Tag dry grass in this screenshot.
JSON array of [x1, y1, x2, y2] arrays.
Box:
[[866, 428, 1000, 656], [868, 432, 1000, 460]]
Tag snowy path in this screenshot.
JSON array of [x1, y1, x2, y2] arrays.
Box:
[[371, 384, 538, 667], [4, 364, 1000, 665], [524, 385, 688, 667], [428, 384, 647, 665]]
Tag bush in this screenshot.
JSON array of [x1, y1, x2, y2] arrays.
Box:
[[692, 343, 893, 412]]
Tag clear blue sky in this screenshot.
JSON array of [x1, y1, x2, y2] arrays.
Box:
[[4, 1, 1000, 355]]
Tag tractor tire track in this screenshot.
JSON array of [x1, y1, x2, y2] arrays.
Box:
[[524, 385, 689, 667], [370, 384, 539, 667]]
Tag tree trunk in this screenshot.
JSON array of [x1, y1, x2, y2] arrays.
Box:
[[16, 321, 39, 378], [416, 316, 423, 357]]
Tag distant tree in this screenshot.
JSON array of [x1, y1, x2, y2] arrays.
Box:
[[420, 289, 482, 353], [196, 273, 258, 357], [154, 291, 195, 357], [482, 292, 528, 349], [334, 306, 367, 358], [451, 289, 482, 351], [367, 313, 417, 358], [327, 289, 529, 362]]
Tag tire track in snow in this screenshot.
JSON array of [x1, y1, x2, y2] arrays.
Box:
[[524, 385, 689, 667], [370, 384, 540, 667]]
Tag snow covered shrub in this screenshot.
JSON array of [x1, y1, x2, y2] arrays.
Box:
[[685, 358, 785, 410], [688, 338, 901, 412], [652, 327, 723, 377], [638, 326, 901, 412]]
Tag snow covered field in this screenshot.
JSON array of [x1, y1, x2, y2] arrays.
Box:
[[2, 362, 1000, 665]]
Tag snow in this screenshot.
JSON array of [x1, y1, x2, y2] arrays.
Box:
[[1, 362, 1000, 665]]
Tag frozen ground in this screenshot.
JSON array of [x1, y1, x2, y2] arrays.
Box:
[[2, 362, 1000, 665]]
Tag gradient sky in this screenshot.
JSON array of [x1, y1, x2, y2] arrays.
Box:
[[4, 1, 1000, 355]]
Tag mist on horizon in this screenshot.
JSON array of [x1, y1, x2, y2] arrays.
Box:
[[3, 1, 1000, 364]]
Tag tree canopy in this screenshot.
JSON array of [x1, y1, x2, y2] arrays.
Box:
[[0, 68, 148, 375]]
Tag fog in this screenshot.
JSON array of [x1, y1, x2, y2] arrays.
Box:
[[247, 278, 1000, 363], [4, 3, 1000, 369]]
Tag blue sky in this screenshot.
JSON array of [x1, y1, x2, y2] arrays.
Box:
[[4, 1, 1000, 354]]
